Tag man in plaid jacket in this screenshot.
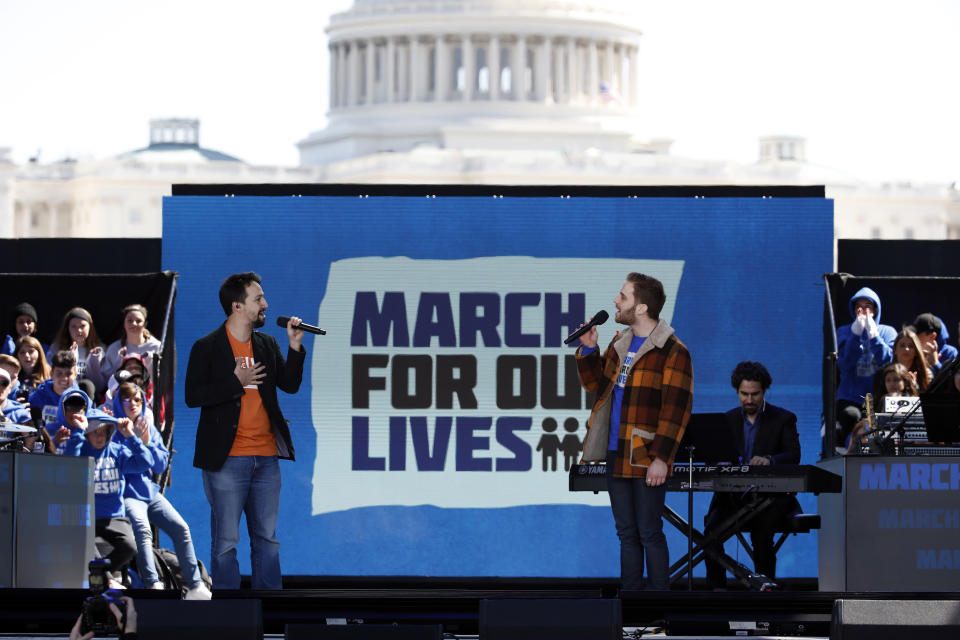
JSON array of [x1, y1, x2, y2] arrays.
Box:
[[576, 272, 693, 590]]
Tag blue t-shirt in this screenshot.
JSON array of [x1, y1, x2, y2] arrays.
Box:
[[583, 335, 647, 451]]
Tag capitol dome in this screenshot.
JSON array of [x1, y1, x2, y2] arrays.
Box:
[[337, 0, 642, 25], [298, 0, 650, 164]]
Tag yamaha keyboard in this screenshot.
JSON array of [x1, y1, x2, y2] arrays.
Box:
[[569, 462, 842, 494]]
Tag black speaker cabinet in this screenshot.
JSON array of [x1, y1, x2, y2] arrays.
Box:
[[479, 598, 621, 640], [135, 599, 263, 640], [285, 623, 442, 639], [831, 599, 960, 639]]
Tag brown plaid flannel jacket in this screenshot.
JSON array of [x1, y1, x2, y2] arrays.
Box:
[[576, 320, 693, 478]]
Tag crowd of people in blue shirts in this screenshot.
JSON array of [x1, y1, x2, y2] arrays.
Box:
[[0, 302, 210, 599]]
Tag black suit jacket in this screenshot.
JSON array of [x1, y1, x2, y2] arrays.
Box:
[[708, 402, 802, 529], [185, 323, 306, 471], [725, 402, 801, 465]]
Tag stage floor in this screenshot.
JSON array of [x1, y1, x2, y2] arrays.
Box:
[[1, 580, 956, 638]]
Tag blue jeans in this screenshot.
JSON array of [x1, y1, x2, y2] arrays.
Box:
[[125, 494, 203, 588], [202, 455, 282, 590], [605, 451, 669, 590]]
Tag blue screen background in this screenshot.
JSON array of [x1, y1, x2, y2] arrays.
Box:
[[162, 195, 833, 577]]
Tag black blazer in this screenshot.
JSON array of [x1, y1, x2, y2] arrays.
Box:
[[724, 402, 801, 465], [185, 323, 306, 471], [709, 402, 802, 527]]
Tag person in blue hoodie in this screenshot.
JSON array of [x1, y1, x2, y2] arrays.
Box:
[[62, 389, 154, 587], [912, 313, 958, 375], [836, 287, 897, 441], [29, 349, 80, 454], [112, 382, 211, 599]]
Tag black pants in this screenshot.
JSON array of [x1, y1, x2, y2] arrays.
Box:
[[605, 451, 669, 590], [703, 493, 800, 588], [95, 517, 137, 574]]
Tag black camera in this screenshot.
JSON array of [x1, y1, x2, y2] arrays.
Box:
[[81, 559, 127, 636]]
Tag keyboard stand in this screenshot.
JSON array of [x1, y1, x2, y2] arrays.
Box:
[[664, 496, 778, 591]]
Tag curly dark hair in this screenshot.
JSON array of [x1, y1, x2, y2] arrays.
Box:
[[731, 361, 772, 391]]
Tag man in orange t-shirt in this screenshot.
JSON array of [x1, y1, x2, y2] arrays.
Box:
[[185, 271, 305, 590]]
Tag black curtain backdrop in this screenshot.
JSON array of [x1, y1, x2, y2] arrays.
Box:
[[838, 239, 960, 277], [0, 273, 174, 350], [0, 238, 160, 275]]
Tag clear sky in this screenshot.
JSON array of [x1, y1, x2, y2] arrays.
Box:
[[1, 0, 957, 183]]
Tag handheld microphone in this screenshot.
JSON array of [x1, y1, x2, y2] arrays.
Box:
[[563, 310, 609, 345], [276, 316, 326, 335]]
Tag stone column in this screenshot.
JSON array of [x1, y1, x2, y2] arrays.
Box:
[[489, 35, 500, 100], [329, 43, 337, 109], [617, 42, 630, 98], [348, 40, 360, 106], [397, 38, 408, 102], [552, 40, 562, 102], [462, 34, 474, 101], [338, 43, 348, 107], [364, 39, 375, 105], [610, 43, 620, 97], [386, 37, 396, 103], [436, 35, 449, 101], [410, 36, 421, 101], [536, 36, 552, 103], [598, 40, 607, 91], [333, 43, 343, 108], [512, 35, 526, 100], [627, 45, 638, 107], [587, 39, 598, 103], [565, 38, 576, 103]]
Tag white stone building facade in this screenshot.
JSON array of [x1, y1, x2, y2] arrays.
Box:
[[2, 120, 322, 239], [2, 0, 958, 241]]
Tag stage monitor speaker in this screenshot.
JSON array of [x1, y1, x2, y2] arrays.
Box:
[[831, 599, 960, 639], [285, 623, 442, 639], [135, 599, 262, 640], [479, 598, 621, 640]]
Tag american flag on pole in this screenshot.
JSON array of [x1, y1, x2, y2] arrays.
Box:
[[599, 82, 622, 104]]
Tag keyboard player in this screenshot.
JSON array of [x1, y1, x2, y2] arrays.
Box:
[[704, 361, 801, 589]]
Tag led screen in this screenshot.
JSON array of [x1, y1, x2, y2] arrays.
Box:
[[162, 193, 832, 577]]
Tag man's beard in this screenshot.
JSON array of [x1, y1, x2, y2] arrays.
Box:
[[616, 308, 634, 325], [253, 314, 265, 329]]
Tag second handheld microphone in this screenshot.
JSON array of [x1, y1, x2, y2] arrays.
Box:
[[276, 316, 326, 335]]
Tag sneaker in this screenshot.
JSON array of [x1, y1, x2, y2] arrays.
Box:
[[184, 583, 212, 600], [107, 579, 127, 590], [148, 582, 165, 590]]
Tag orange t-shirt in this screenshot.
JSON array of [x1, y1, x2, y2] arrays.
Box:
[[226, 329, 276, 457]]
